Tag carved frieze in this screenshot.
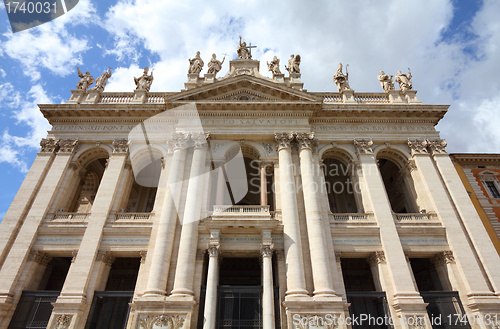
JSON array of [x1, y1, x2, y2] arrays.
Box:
[[139, 314, 186, 329], [54, 314, 72, 329], [353, 139, 374, 155]]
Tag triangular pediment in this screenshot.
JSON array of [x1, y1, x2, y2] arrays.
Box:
[[166, 75, 321, 103]]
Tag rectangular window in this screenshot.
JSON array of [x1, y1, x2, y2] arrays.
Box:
[[486, 181, 500, 198]]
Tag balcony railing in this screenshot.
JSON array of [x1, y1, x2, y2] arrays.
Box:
[[113, 212, 154, 221], [47, 212, 90, 221], [213, 205, 270, 214], [329, 213, 375, 225], [395, 212, 437, 221]]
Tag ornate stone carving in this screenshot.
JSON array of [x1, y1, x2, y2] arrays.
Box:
[[433, 250, 455, 265], [427, 138, 447, 155], [263, 143, 274, 155], [395, 70, 413, 91], [260, 244, 273, 258], [377, 71, 395, 92], [134, 67, 154, 91], [368, 251, 386, 266], [274, 132, 294, 151], [39, 138, 58, 154], [407, 139, 428, 155], [112, 139, 129, 154], [353, 139, 374, 155], [400, 159, 417, 177], [296, 132, 317, 152], [405, 315, 426, 329], [333, 63, 351, 92], [285, 54, 301, 74], [139, 314, 186, 329], [169, 132, 190, 150], [140, 251, 147, 263], [54, 314, 72, 329], [97, 251, 115, 266], [208, 244, 219, 257], [71, 250, 78, 263], [191, 132, 211, 149], [76, 67, 94, 91], [188, 51, 204, 74], [29, 250, 51, 265], [58, 139, 79, 154], [91, 67, 112, 92], [267, 56, 281, 75], [335, 251, 342, 263], [207, 54, 225, 77]]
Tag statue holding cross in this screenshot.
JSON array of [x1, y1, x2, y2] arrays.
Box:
[[237, 36, 256, 60]]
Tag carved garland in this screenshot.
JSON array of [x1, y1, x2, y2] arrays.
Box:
[[54, 314, 73, 329], [139, 314, 186, 329]]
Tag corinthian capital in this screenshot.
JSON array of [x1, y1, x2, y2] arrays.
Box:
[[407, 139, 428, 155], [112, 139, 129, 154], [427, 138, 447, 155], [191, 132, 211, 149], [169, 132, 190, 150], [274, 132, 294, 151], [353, 139, 374, 155], [39, 138, 58, 154], [296, 132, 317, 152], [58, 139, 79, 154]]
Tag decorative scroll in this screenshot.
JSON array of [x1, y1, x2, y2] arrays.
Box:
[[274, 132, 294, 151]]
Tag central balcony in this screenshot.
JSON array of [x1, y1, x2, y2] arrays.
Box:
[[211, 205, 272, 220]]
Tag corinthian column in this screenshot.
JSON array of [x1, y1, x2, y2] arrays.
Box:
[[203, 244, 219, 329], [261, 244, 275, 329], [296, 132, 336, 296], [274, 133, 308, 296], [143, 132, 189, 296], [171, 132, 210, 296]]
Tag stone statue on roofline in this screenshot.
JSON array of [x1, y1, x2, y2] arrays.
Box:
[[267, 56, 281, 75], [134, 67, 154, 91], [237, 36, 252, 59], [207, 53, 225, 76], [377, 70, 395, 92], [285, 54, 301, 74], [395, 69, 413, 91], [76, 67, 94, 92], [188, 51, 204, 74], [333, 63, 352, 92], [91, 67, 112, 92]]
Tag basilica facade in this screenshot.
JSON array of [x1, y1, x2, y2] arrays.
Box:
[[1, 43, 500, 329]]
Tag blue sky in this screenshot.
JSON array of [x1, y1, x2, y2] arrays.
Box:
[[0, 0, 499, 220]]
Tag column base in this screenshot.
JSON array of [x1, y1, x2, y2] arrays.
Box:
[[283, 297, 348, 329], [129, 298, 196, 329], [285, 288, 309, 297], [169, 288, 195, 297]]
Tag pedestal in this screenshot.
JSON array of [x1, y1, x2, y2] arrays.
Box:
[[132, 89, 148, 104], [388, 90, 405, 103], [403, 90, 421, 104], [288, 73, 304, 90], [203, 73, 216, 84], [84, 89, 102, 104], [341, 89, 356, 103], [67, 89, 86, 104], [273, 73, 285, 84]]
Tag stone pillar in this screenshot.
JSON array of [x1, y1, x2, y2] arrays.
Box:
[[203, 244, 219, 329], [260, 162, 268, 206], [261, 244, 275, 329], [296, 133, 335, 296], [353, 139, 426, 317], [409, 140, 500, 300], [0, 138, 58, 267], [274, 133, 307, 297], [171, 132, 210, 297], [215, 165, 225, 206], [50, 139, 128, 328], [143, 132, 189, 296], [0, 139, 77, 327]]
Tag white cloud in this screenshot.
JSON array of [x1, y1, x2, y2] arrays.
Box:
[[1, 0, 97, 81]]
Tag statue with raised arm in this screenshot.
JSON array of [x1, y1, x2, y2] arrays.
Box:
[[333, 63, 351, 92], [377, 70, 395, 92], [267, 56, 281, 75], [395, 70, 413, 91], [207, 53, 225, 76], [91, 67, 112, 92], [285, 54, 301, 74], [134, 67, 154, 91], [76, 67, 94, 91], [188, 51, 204, 74], [237, 36, 252, 59]]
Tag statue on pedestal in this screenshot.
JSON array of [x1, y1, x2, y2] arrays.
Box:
[[207, 54, 225, 76], [285, 54, 301, 74], [377, 71, 395, 92], [333, 63, 351, 92], [134, 67, 154, 91], [267, 56, 281, 75], [237, 36, 252, 59], [76, 67, 94, 91], [91, 67, 112, 92], [188, 51, 204, 74], [395, 70, 413, 91]]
